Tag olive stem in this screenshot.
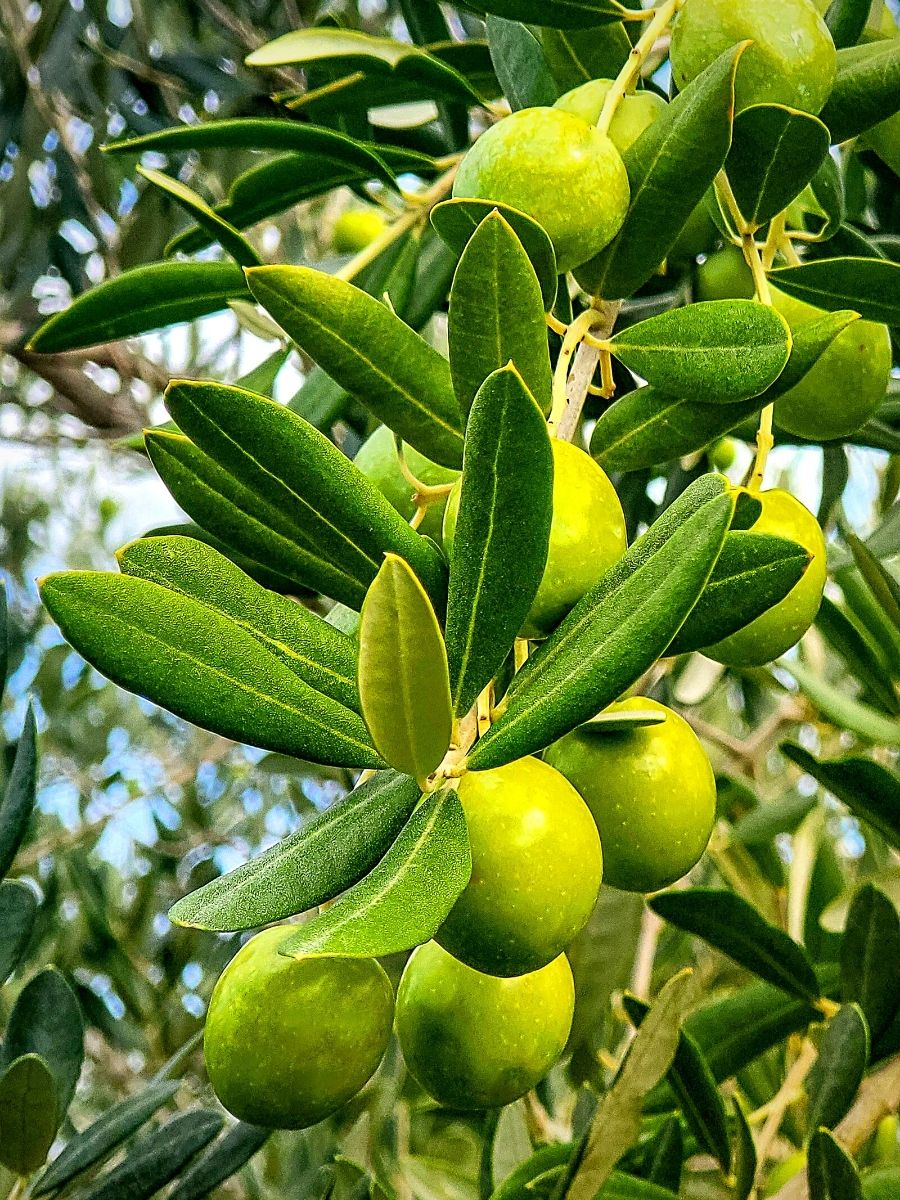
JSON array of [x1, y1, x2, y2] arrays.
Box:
[[762, 211, 786, 271], [548, 308, 601, 433], [752, 1037, 819, 1187], [8, 1178, 27, 1200], [556, 300, 622, 442], [596, 0, 685, 137]]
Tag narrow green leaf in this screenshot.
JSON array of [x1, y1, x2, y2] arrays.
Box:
[[0, 881, 36, 985], [279, 785, 471, 958], [40, 572, 381, 769], [623, 994, 731, 1172], [27, 262, 248, 354], [578, 708, 668, 732], [454, 0, 627, 28], [726, 104, 830, 228], [167, 1123, 270, 1200], [825, 0, 871, 49], [449, 213, 552, 415], [446, 365, 553, 715], [136, 166, 261, 268], [643, 1117, 683, 1194], [169, 771, 420, 931], [845, 532, 900, 634], [359, 555, 452, 779], [0, 968, 83, 1121], [0, 1055, 58, 1175], [816, 597, 900, 718], [72, 1110, 224, 1200], [806, 1004, 870, 1133], [781, 743, 900, 851], [468, 475, 734, 769], [841, 884, 900, 1039], [808, 1128, 862, 1200], [668, 531, 811, 656], [782, 664, 900, 748], [769, 257, 900, 325], [819, 40, 900, 142], [163, 380, 447, 613], [32, 1081, 179, 1197], [431, 198, 557, 309], [732, 1100, 757, 1200], [564, 970, 694, 1200], [486, 17, 558, 110], [608, 301, 792, 404], [0, 582, 7, 700], [576, 44, 744, 300], [246, 265, 464, 468], [0, 704, 37, 881], [103, 119, 397, 188], [118, 536, 360, 713], [649, 888, 821, 1003]]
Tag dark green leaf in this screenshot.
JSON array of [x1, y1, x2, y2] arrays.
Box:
[[732, 1100, 757, 1200], [539, 23, 631, 90], [576, 45, 744, 300], [279, 785, 470, 958], [0, 582, 7, 700], [816, 597, 900, 718], [137, 166, 261, 268], [0, 881, 36, 985], [808, 1128, 862, 1200], [33, 1081, 179, 1197], [449, 212, 552, 415], [649, 889, 821, 1002], [468, 475, 734, 769], [807, 1004, 870, 1133], [246, 265, 464, 468], [727, 104, 830, 227], [780, 743, 900, 852], [486, 17, 558, 110], [40, 572, 381, 770], [668, 531, 811, 656], [456, 0, 627, 28], [0, 968, 83, 1121], [118, 536, 360, 712], [27, 262, 248, 354], [446, 365, 553, 715], [841, 883, 900, 1039], [769, 257, 900, 325], [825, 0, 871, 49], [0, 704, 37, 881], [643, 1117, 683, 1194], [608, 301, 792, 403], [169, 771, 420, 931], [845, 532, 900, 633], [819, 40, 900, 143], [167, 1123, 270, 1200], [578, 708, 668, 732], [0, 1055, 58, 1175], [805, 155, 845, 242]]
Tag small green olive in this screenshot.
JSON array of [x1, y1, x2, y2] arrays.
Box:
[[332, 209, 387, 254], [553, 80, 667, 153], [695, 246, 754, 303], [395, 941, 574, 1109], [354, 424, 459, 541]]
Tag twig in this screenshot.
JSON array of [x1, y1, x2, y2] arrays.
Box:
[[753, 1039, 818, 1189]]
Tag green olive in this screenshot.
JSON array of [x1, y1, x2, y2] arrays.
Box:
[[763, 1151, 806, 1196], [708, 437, 738, 471], [704, 488, 826, 667], [354, 424, 459, 541], [770, 287, 892, 442], [395, 941, 574, 1109], [861, 1167, 900, 1200], [553, 81, 667, 153], [453, 107, 630, 273], [436, 756, 602, 977], [695, 246, 754, 302], [670, 0, 837, 114], [204, 926, 394, 1128], [332, 209, 387, 254], [545, 697, 716, 893], [443, 440, 627, 638]]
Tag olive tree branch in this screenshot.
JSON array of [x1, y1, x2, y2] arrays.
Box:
[[597, 0, 686, 135]]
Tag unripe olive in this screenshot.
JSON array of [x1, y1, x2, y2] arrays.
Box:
[[332, 209, 387, 254], [763, 1151, 806, 1196], [443, 440, 627, 638], [708, 437, 738, 472], [862, 1167, 900, 1200], [670, 0, 837, 115], [545, 697, 716, 893], [453, 107, 630, 273], [554, 80, 667, 153], [354, 424, 459, 541], [704, 488, 826, 667], [204, 926, 394, 1128], [436, 756, 602, 977], [695, 246, 754, 303], [395, 942, 574, 1109]]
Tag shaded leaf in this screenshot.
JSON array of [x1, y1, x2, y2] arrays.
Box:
[[169, 771, 420, 931], [732, 1100, 757, 1200], [649, 888, 821, 1002], [815, 597, 899, 718], [769, 257, 900, 325], [781, 743, 900, 849], [137, 166, 260, 268], [446, 365, 553, 715], [643, 1117, 683, 1194], [168, 1123, 270, 1200], [539, 23, 631, 90], [845, 532, 900, 634], [486, 17, 557, 110], [457, 0, 627, 28], [840, 883, 900, 1039], [825, 0, 871, 49], [807, 1004, 870, 1133], [578, 708, 668, 733], [0, 881, 36, 985], [0, 703, 37, 881], [808, 1128, 862, 1200], [279, 785, 470, 958], [0, 582, 7, 700], [727, 104, 830, 228], [819, 40, 900, 143], [0, 1055, 57, 1175], [0, 968, 83, 1121]]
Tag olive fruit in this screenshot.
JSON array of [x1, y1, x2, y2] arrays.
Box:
[[861, 1167, 900, 1200], [443, 440, 627, 638], [763, 1152, 807, 1196], [704, 488, 826, 667], [436, 757, 602, 977], [453, 107, 630, 273], [354, 424, 459, 542], [553, 81, 667, 153], [545, 697, 716, 893], [332, 208, 387, 254], [695, 246, 754, 302], [670, 0, 837, 114], [771, 287, 891, 442], [395, 942, 574, 1109], [204, 926, 394, 1128]]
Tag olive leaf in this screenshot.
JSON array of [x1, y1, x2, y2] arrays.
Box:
[[26, 262, 248, 354], [40, 572, 381, 769], [819, 39, 900, 143], [806, 1004, 869, 1133], [135, 166, 261, 268], [578, 709, 667, 733], [485, 16, 558, 111], [468, 475, 734, 769], [726, 104, 830, 228], [246, 265, 465, 468], [825, 0, 870, 48], [0, 880, 37, 985], [607, 301, 792, 403], [169, 772, 420, 931], [539, 22, 631, 90], [445, 365, 553, 716], [768, 257, 900, 326], [454, 0, 627, 28], [732, 1100, 757, 1200], [359, 555, 453, 781], [780, 743, 900, 851], [168, 1124, 270, 1200], [807, 1128, 862, 1200], [0, 1055, 58, 1175], [278, 785, 471, 959], [448, 212, 552, 415], [783, 662, 900, 748], [0, 703, 37, 881], [840, 883, 900, 1039], [0, 967, 84, 1122]]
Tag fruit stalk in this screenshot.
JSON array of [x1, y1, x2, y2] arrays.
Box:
[[597, 0, 685, 137]]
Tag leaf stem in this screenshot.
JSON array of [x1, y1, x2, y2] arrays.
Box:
[[597, 0, 684, 135]]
